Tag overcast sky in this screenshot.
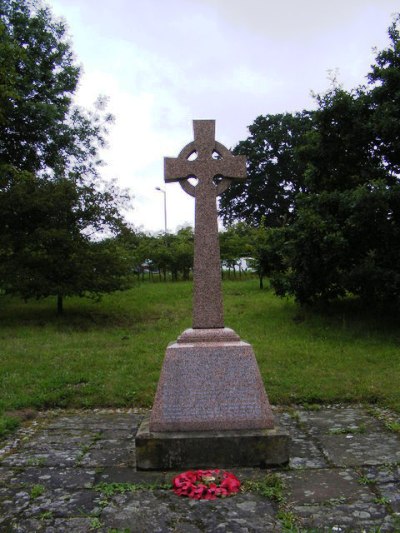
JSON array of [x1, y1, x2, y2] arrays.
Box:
[[48, 0, 399, 233]]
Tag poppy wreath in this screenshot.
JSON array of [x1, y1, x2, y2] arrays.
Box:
[[172, 469, 241, 500]]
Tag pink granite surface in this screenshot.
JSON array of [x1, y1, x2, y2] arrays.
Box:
[[177, 327, 241, 344], [151, 121, 276, 435], [164, 120, 246, 329], [149, 340, 275, 432]]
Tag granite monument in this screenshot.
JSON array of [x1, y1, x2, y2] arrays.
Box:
[[135, 120, 289, 469]]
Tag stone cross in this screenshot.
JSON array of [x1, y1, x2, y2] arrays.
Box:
[[164, 120, 246, 329]]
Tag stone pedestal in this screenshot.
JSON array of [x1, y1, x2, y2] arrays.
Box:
[[135, 328, 289, 470], [136, 416, 289, 470]]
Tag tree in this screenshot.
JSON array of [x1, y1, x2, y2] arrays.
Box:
[[219, 223, 252, 278], [0, 0, 131, 312], [130, 227, 194, 282], [0, 0, 80, 174], [220, 15, 400, 312], [300, 87, 386, 193], [219, 112, 313, 228], [268, 16, 400, 309], [269, 182, 400, 308], [368, 14, 400, 175]]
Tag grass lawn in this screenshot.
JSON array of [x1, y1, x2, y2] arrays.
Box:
[[0, 279, 399, 436]]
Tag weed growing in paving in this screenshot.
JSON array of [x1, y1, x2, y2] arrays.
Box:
[[276, 509, 300, 530], [242, 473, 285, 502], [95, 481, 170, 498], [357, 475, 374, 485], [374, 496, 391, 505], [39, 511, 53, 520], [89, 516, 102, 530], [366, 407, 400, 433], [29, 484, 45, 499], [385, 421, 400, 433], [243, 474, 303, 530]]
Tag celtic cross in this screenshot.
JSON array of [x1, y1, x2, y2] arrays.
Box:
[[164, 120, 247, 329]]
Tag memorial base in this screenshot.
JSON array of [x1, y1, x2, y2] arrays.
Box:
[[136, 415, 289, 470], [149, 328, 276, 432], [135, 327, 289, 469]]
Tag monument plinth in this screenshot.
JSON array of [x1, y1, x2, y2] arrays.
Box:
[[135, 120, 289, 469]]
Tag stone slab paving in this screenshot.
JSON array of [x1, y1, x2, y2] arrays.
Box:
[[0, 406, 399, 532]]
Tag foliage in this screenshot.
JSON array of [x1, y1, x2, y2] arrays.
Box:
[[220, 14, 400, 311], [94, 481, 169, 497], [301, 87, 385, 193], [270, 182, 400, 308], [219, 111, 313, 227], [220, 222, 252, 277], [131, 226, 194, 281], [242, 474, 285, 502], [29, 484, 45, 499], [368, 14, 400, 174], [0, 413, 19, 438], [0, 0, 131, 312]]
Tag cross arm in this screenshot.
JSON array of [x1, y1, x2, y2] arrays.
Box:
[[164, 157, 194, 183]]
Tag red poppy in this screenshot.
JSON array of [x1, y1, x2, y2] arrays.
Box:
[[172, 469, 241, 500]]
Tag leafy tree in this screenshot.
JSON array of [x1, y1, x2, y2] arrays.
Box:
[[300, 87, 386, 193], [219, 222, 253, 278], [0, 0, 131, 312], [368, 14, 400, 175], [220, 14, 400, 311], [268, 16, 400, 309], [219, 112, 313, 228], [0, 0, 80, 173], [131, 227, 194, 282], [170, 226, 194, 281], [270, 182, 400, 308]]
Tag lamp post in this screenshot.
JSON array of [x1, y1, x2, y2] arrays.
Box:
[[155, 187, 167, 233]]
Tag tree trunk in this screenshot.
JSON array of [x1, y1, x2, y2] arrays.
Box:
[[57, 294, 63, 315], [259, 274, 264, 290]]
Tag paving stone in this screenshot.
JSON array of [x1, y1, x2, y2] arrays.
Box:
[[21, 489, 99, 519], [89, 437, 134, 449], [99, 490, 281, 532], [22, 430, 94, 448], [95, 466, 166, 485], [0, 487, 32, 519], [362, 464, 400, 483], [7, 467, 95, 490], [1, 449, 81, 467], [0, 467, 15, 484], [6, 517, 94, 532], [274, 411, 328, 469], [318, 432, 400, 466], [281, 468, 373, 505], [291, 500, 392, 531], [79, 446, 135, 467], [297, 407, 382, 435], [98, 428, 134, 440]]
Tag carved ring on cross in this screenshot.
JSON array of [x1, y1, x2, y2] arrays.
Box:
[[176, 140, 235, 198]]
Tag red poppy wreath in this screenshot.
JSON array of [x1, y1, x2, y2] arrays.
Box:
[[172, 469, 241, 500]]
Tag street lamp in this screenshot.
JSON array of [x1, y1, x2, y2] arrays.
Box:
[[155, 187, 167, 233]]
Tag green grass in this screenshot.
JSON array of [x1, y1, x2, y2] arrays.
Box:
[[0, 279, 399, 438]]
